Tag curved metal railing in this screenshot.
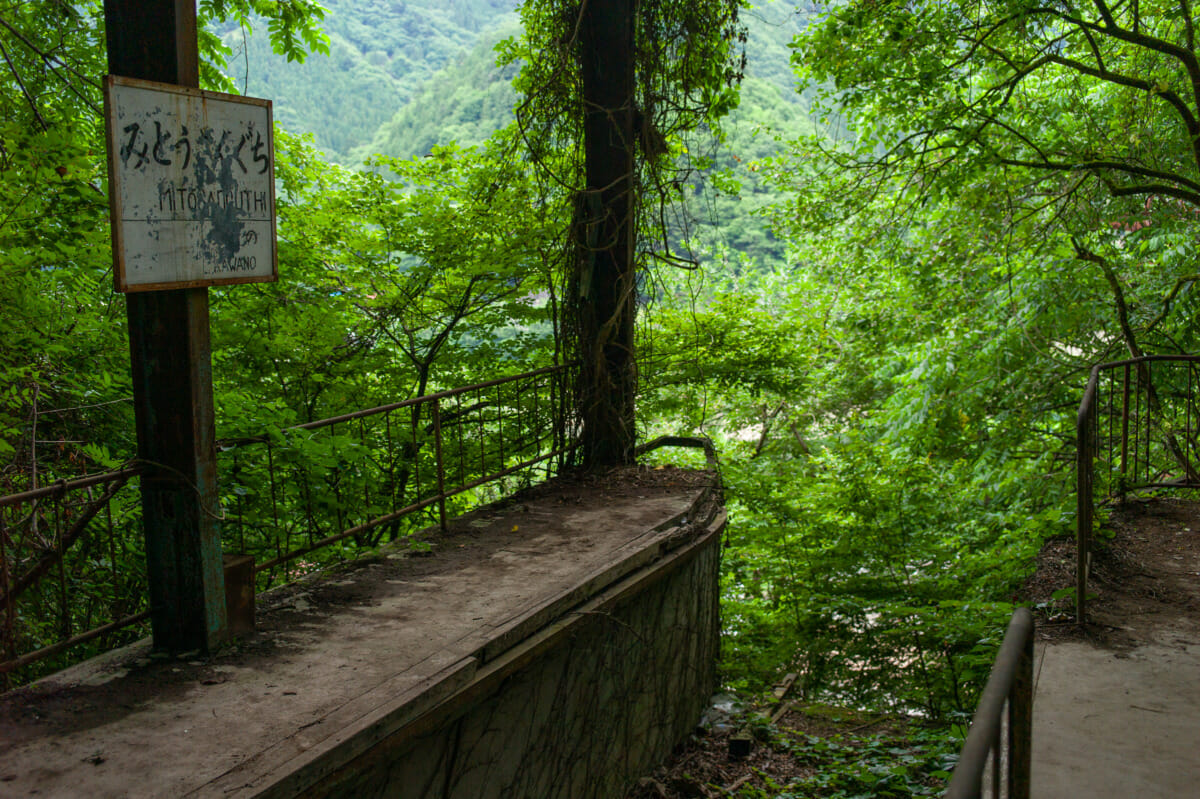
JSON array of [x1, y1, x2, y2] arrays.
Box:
[[219, 363, 576, 580], [1076, 355, 1200, 622], [944, 607, 1034, 799]]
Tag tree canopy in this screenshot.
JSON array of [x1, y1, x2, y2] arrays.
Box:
[[791, 0, 1200, 358]]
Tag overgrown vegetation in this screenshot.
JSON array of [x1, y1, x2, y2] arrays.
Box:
[[8, 2, 1200, 789], [632, 701, 963, 799]]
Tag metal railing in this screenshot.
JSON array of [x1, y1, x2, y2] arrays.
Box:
[[0, 467, 149, 686], [1075, 355, 1200, 622], [944, 607, 1034, 799], [0, 364, 576, 687], [219, 364, 576, 584]]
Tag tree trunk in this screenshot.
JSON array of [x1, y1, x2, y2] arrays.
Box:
[[575, 0, 637, 468]]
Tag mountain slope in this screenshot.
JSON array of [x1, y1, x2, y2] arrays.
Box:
[[351, 22, 520, 160], [221, 0, 519, 161]]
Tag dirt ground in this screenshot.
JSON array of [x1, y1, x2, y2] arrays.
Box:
[[0, 464, 722, 798], [1022, 495, 1200, 648], [628, 496, 1200, 799], [1027, 497, 1200, 798], [1, 464, 718, 700]]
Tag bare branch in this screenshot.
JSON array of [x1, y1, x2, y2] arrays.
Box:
[[1059, 6, 1200, 116], [1108, 181, 1200, 205], [1072, 238, 1145, 359], [1144, 272, 1200, 334], [995, 155, 1200, 203], [0, 14, 102, 115], [0, 38, 46, 130], [1183, 0, 1195, 51]]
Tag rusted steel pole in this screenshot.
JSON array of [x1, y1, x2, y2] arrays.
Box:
[[1076, 367, 1099, 626], [104, 0, 227, 652], [945, 608, 1035, 799], [1120, 364, 1131, 483], [433, 399, 447, 532], [1010, 608, 1034, 799]]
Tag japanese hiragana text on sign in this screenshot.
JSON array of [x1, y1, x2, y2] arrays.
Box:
[[104, 76, 278, 292]]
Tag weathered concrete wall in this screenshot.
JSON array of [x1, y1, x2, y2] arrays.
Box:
[[307, 521, 722, 799], [1, 468, 722, 799]]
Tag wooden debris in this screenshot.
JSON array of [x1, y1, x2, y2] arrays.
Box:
[[727, 730, 753, 759]]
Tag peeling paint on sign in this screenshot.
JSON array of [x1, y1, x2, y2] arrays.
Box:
[[105, 76, 278, 292]]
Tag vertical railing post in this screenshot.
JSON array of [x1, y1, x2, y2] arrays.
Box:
[[232, 451, 244, 554], [266, 439, 280, 548], [1142, 361, 1150, 486], [497, 384, 505, 467], [360, 418, 370, 525], [0, 517, 12, 691], [1077, 371, 1095, 626], [990, 736, 1000, 798], [945, 608, 1035, 799], [1188, 364, 1196, 479], [1010, 609, 1034, 799], [1120, 364, 1131, 491], [385, 412, 397, 513], [433, 398, 447, 533]]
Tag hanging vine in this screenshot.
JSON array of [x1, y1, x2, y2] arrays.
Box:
[[498, 0, 747, 465]]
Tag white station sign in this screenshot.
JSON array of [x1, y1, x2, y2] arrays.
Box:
[[104, 76, 278, 292]]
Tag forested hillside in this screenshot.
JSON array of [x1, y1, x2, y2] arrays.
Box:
[[218, 0, 520, 160], [351, 21, 521, 161], [223, 0, 811, 166]]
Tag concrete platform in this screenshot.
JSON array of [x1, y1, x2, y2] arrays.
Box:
[[1031, 500, 1200, 798], [0, 467, 723, 798], [1031, 630, 1200, 798]]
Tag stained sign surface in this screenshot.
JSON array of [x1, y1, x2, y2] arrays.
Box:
[[104, 76, 278, 292]]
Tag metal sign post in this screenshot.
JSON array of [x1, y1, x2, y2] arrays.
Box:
[[103, 0, 236, 653]]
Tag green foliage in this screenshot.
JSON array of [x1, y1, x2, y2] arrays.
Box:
[[0, 0, 342, 482], [0, 1, 565, 684], [0, 0, 1157, 743], [353, 21, 521, 160], [718, 435, 1027, 717], [203, 127, 566, 590], [788, 0, 1200, 361], [707, 711, 961, 799], [217, 0, 520, 161], [0, 2, 128, 483], [641, 0, 1200, 721], [207, 127, 566, 586], [762, 726, 960, 798], [498, 0, 749, 228], [201, 0, 331, 89], [642, 237, 1067, 715]]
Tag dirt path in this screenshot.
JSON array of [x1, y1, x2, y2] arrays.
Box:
[[1029, 498, 1200, 798]]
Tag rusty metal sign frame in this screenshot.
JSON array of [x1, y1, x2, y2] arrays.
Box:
[[104, 75, 278, 293]]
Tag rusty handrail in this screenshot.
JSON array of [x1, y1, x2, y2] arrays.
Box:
[[1075, 355, 1200, 623], [0, 363, 578, 685], [0, 466, 144, 509], [1077, 366, 1099, 626], [0, 465, 149, 687], [221, 363, 578, 576], [216, 364, 574, 445], [0, 611, 152, 675], [944, 607, 1034, 799]]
